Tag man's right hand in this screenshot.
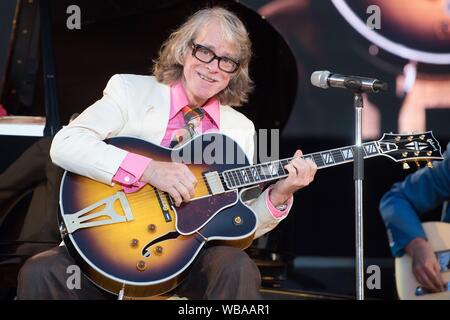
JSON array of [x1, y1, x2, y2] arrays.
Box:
[[405, 237, 445, 292], [141, 161, 197, 207]]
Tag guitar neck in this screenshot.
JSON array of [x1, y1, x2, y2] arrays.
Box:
[[222, 141, 381, 189]]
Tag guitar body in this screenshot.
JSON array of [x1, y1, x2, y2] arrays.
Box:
[[59, 133, 257, 298], [395, 222, 450, 300]]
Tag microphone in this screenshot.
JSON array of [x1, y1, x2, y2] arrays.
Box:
[[311, 70, 388, 93]]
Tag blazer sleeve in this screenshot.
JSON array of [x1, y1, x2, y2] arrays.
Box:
[[50, 74, 130, 185], [379, 142, 450, 257]]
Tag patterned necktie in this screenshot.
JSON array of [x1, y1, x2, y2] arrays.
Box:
[[170, 105, 205, 148]]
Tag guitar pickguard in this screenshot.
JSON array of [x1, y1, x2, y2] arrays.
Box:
[[175, 190, 238, 235]]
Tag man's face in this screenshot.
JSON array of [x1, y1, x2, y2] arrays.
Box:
[[182, 23, 238, 107]]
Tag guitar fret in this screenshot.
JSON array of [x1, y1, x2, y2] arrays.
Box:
[[280, 160, 288, 176], [263, 162, 277, 179], [242, 167, 253, 184], [341, 147, 354, 161], [226, 171, 234, 187], [249, 166, 261, 182], [362, 145, 368, 156], [223, 172, 231, 187], [235, 170, 245, 185], [259, 164, 268, 180], [363, 142, 379, 156], [274, 161, 284, 177], [232, 170, 242, 186], [226, 171, 236, 188], [331, 149, 345, 163], [312, 153, 325, 167], [272, 161, 282, 177], [321, 151, 335, 166]]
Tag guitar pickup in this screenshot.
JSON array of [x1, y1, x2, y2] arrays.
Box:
[[154, 188, 172, 222], [204, 171, 225, 195]]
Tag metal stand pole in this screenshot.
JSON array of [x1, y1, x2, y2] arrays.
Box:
[[353, 92, 364, 300], [39, 0, 61, 136]]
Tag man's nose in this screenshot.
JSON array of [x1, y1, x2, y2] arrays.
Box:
[[206, 57, 220, 72]]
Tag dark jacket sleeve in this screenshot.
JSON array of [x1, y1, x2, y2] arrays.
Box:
[[379, 142, 450, 257]]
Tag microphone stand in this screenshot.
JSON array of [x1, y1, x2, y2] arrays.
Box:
[[310, 70, 387, 300], [353, 91, 364, 300]]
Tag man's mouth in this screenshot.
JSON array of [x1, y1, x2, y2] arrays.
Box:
[[197, 72, 217, 83]]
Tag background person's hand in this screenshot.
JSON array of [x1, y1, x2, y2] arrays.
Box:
[[405, 237, 445, 292]]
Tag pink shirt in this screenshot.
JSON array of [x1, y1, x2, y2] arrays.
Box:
[[112, 81, 291, 218], [160, 81, 219, 147]]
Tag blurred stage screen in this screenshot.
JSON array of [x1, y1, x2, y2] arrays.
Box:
[[249, 0, 450, 142]]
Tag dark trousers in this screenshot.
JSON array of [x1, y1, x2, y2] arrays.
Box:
[[17, 245, 262, 300]]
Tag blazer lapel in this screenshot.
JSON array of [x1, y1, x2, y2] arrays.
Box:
[[141, 79, 171, 145]]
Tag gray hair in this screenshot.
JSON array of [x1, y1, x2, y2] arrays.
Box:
[[152, 7, 253, 106]]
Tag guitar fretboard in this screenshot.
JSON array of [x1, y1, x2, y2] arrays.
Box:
[[222, 142, 380, 189]]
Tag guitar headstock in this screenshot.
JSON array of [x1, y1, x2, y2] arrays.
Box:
[[377, 131, 443, 169]]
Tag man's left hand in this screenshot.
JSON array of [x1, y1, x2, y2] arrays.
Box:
[[269, 149, 317, 206]]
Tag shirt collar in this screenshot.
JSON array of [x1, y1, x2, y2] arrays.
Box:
[[170, 81, 220, 127]]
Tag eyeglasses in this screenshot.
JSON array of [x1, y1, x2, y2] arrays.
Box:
[[191, 41, 240, 73]]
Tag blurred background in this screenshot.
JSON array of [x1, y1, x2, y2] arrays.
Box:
[[0, 0, 449, 299]]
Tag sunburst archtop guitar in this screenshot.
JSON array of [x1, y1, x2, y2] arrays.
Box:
[[58, 131, 442, 298]]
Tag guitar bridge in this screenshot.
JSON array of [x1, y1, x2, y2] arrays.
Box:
[[65, 191, 134, 233]]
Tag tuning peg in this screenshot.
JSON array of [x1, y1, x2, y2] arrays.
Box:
[[420, 134, 425, 140], [414, 151, 420, 156], [415, 160, 421, 169], [403, 162, 410, 170], [402, 152, 408, 158], [408, 136, 413, 141], [427, 161, 433, 168], [427, 151, 432, 156], [395, 136, 401, 142]]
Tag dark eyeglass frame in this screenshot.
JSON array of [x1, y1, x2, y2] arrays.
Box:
[[190, 41, 240, 73]]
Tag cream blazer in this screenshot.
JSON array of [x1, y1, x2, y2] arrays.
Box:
[[51, 74, 290, 238]]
